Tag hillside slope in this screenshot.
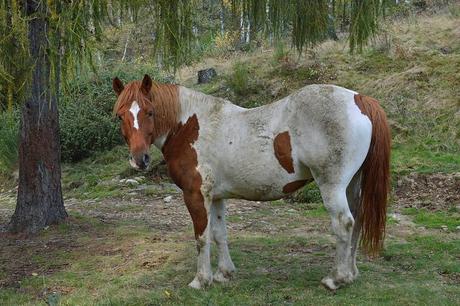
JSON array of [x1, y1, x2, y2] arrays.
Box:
[[179, 7, 459, 176]]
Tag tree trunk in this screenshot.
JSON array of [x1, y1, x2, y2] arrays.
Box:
[[9, 0, 67, 233]]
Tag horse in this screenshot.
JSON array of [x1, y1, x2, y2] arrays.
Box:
[[112, 74, 391, 290]]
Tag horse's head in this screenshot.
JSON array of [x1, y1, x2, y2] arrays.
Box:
[[112, 74, 155, 170], [113, 74, 180, 170]]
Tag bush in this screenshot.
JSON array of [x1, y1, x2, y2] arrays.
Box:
[[0, 111, 19, 174], [227, 62, 250, 95], [293, 182, 323, 203], [59, 65, 165, 162]]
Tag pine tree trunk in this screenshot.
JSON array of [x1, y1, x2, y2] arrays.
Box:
[[9, 0, 67, 233]]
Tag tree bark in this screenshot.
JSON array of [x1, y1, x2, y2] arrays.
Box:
[[9, 0, 67, 233]]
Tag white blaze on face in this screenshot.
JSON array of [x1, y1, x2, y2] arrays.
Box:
[[129, 101, 141, 130]]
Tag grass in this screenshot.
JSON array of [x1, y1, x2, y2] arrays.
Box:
[[402, 208, 460, 230], [61, 145, 164, 200], [0, 213, 458, 305], [391, 144, 460, 176]]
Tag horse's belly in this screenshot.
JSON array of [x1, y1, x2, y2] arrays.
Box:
[[213, 164, 313, 201]]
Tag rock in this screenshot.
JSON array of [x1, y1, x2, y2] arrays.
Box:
[[164, 196, 173, 203], [125, 179, 139, 185], [441, 225, 448, 232], [197, 68, 217, 84]]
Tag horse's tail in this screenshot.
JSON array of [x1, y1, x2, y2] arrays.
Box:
[[354, 94, 391, 256]]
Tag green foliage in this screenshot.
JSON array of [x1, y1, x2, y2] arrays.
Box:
[[59, 65, 167, 162], [59, 75, 121, 162], [151, 0, 194, 71], [273, 41, 290, 63], [294, 182, 323, 204], [0, 1, 29, 111], [227, 62, 251, 95], [0, 111, 19, 174], [349, 0, 382, 52]]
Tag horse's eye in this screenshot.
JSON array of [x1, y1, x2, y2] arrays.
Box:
[[148, 111, 154, 117], [117, 115, 122, 120]]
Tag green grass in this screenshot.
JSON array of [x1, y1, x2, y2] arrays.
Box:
[[61, 145, 164, 200], [1, 216, 458, 305], [391, 144, 460, 176], [402, 208, 460, 230]]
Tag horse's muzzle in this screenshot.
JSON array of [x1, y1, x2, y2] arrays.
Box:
[[129, 153, 150, 170]]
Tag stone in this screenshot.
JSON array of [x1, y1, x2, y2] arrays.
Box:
[[125, 179, 139, 185], [164, 196, 173, 203], [198, 68, 217, 84]]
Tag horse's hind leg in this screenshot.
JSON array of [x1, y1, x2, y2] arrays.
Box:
[[210, 199, 236, 282], [346, 171, 362, 279], [317, 182, 356, 290]]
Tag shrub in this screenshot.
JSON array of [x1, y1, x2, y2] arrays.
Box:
[[59, 65, 165, 162], [227, 62, 250, 95], [293, 182, 323, 203], [0, 111, 19, 174]]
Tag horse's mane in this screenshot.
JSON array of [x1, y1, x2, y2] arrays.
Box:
[[113, 80, 180, 139]]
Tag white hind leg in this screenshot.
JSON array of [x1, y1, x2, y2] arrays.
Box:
[[318, 183, 356, 290], [210, 199, 236, 282], [347, 171, 362, 279]]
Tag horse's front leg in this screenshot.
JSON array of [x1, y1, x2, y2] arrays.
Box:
[[183, 189, 213, 289], [211, 199, 236, 282]]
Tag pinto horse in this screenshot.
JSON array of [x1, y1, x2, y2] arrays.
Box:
[[112, 74, 390, 290]]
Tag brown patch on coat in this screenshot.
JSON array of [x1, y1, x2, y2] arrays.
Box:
[[354, 94, 391, 256], [274, 131, 295, 174], [162, 114, 207, 238], [282, 179, 311, 193]]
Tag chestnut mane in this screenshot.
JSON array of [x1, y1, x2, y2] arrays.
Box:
[[113, 80, 180, 139]]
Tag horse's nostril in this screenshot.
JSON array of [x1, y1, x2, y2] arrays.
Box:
[[143, 154, 150, 165]]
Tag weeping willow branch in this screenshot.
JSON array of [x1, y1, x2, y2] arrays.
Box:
[[0, 0, 386, 109]]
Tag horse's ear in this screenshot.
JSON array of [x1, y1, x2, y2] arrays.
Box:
[[141, 74, 152, 95], [113, 77, 124, 96]]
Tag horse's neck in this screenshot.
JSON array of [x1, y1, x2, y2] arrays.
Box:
[[178, 86, 239, 121], [153, 86, 236, 150]]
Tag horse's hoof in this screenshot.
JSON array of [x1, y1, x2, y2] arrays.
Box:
[[213, 269, 234, 283], [321, 271, 354, 291], [188, 276, 212, 289], [321, 277, 340, 291], [188, 278, 203, 289]]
